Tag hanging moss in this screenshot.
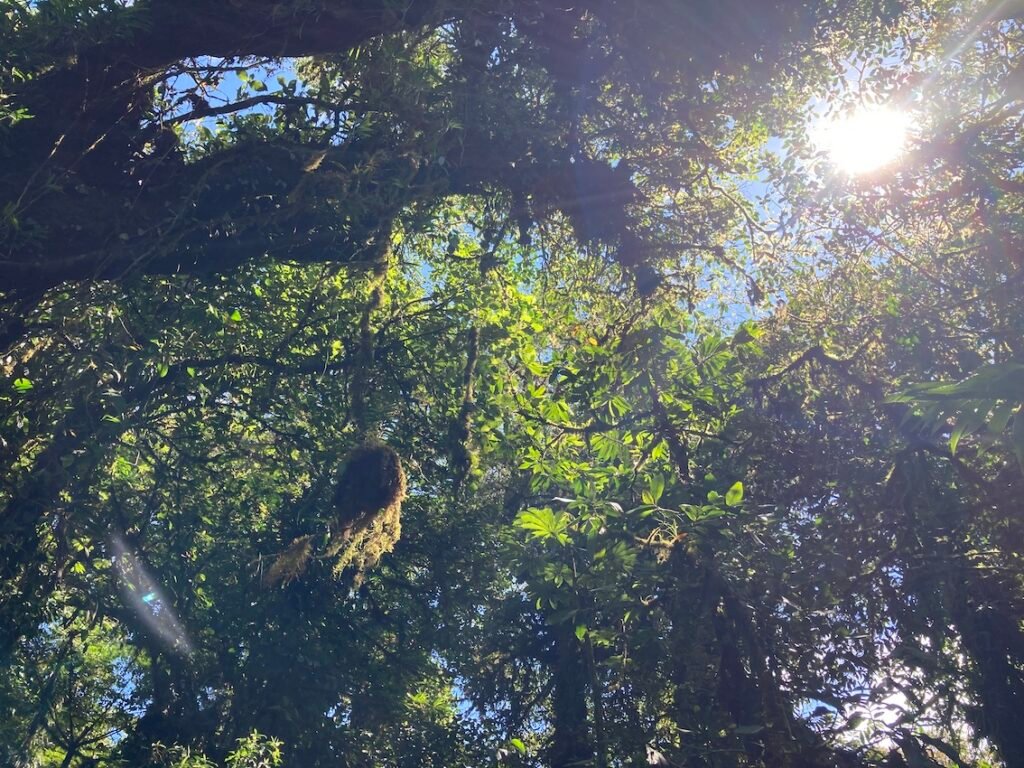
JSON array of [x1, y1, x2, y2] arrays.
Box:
[[330, 493, 403, 586], [262, 535, 314, 588], [324, 442, 407, 582], [262, 444, 406, 588]]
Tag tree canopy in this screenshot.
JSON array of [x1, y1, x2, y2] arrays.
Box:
[[1, 1, 1023, 767]]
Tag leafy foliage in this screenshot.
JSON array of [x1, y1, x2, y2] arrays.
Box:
[[1, 1, 1022, 768]]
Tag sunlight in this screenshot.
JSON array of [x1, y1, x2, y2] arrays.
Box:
[[111, 535, 193, 657], [812, 105, 911, 175]]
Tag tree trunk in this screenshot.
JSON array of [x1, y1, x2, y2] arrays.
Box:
[[549, 622, 594, 768], [949, 566, 1024, 767]]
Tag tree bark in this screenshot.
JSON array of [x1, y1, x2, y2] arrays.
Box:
[[549, 622, 594, 768]]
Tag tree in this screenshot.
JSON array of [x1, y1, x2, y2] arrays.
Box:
[[2, 1, 1022, 767]]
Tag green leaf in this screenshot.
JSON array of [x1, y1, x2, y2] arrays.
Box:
[[949, 422, 967, 455], [229, 309, 243, 322], [510, 738, 526, 755], [949, 403, 986, 454], [12, 377, 33, 392], [515, 508, 569, 545], [725, 481, 743, 507], [987, 400, 1017, 435], [731, 321, 763, 346], [574, 624, 587, 641], [608, 395, 631, 417], [647, 473, 665, 504]]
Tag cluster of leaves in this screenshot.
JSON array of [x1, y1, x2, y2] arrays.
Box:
[[889, 363, 1024, 467]]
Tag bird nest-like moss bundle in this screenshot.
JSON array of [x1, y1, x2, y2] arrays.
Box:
[[326, 442, 406, 581], [263, 443, 406, 588]]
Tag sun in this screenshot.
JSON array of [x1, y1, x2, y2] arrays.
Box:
[[811, 105, 911, 175]]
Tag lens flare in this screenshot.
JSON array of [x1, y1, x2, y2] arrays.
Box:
[[811, 105, 911, 175], [111, 535, 193, 656]]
